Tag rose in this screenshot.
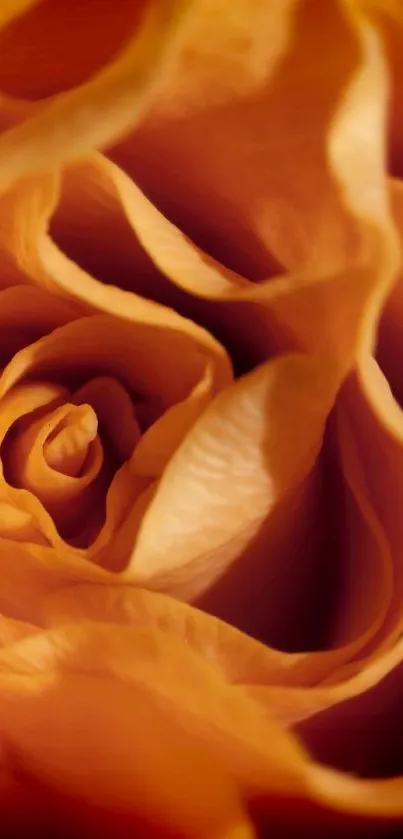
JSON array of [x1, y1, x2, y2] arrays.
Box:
[[0, 155, 342, 833], [0, 157, 236, 611], [0, 1, 402, 837]]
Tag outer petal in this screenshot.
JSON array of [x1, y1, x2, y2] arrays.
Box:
[[0, 667, 255, 837], [0, 0, 191, 191], [359, 0, 403, 174], [39, 581, 390, 695], [296, 639, 403, 779], [342, 182, 403, 661], [0, 0, 149, 101], [0, 623, 310, 797], [0, 619, 401, 830], [111, 0, 362, 275], [109, 0, 398, 370], [41, 569, 393, 727]]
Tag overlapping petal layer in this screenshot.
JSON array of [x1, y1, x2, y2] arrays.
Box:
[[0, 607, 401, 834], [0, 0, 400, 836], [0, 0, 192, 191]]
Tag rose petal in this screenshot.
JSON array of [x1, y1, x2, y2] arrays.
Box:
[[0, 763, 254, 839], [4, 401, 105, 539], [0, 1, 191, 191], [0, 291, 231, 589], [0, 287, 80, 363], [41, 583, 305, 684], [360, 0, 403, 174], [0, 501, 46, 545], [0, 613, 38, 646], [0, 623, 309, 797], [0, 0, 145, 101], [0, 169, 231, 386], [132, 363, 214, 479], [50, 154, 279, 371], [41, 568, 392, 724], [74, 377, 141, 463], [0, 0, 38, 32], [129, 354, 338, 599], [110, 3, 390, 268], [0, 314, 219, 412], [198, 405, 391, 660], [296, 638, 403, 780], [112, 0, 360, 276], [377, 179, 403, 402], [339, 178, 403, 661], [108, 0, 398, 372], [0, 619, 401, 827], [0, 667, 255, 838]]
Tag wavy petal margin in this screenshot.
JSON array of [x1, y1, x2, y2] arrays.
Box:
[[0, 1, 190, 191]]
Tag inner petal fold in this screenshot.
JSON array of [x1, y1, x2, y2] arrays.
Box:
[[43, 404, 99, 478], [73, 377, 140, 463], [0, 501, 47, 545], [3, 402, 105, 542]]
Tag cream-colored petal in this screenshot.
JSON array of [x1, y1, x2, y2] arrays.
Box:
[[129, 354, 338, 599]]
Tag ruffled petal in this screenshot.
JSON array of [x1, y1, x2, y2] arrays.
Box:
[[0, 169, 231, 385], [0, 648, 256, 838], [0, 0, 146, 101], [0, 1, 191, 191], [108, 0, 397, 371], [359, 0, 403, 174], [50, 154, 278, 371], [0, 623, 309, 798], [0, 619, 402, 828]]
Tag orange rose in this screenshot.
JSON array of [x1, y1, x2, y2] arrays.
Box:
[[0, 1, 403, 837]]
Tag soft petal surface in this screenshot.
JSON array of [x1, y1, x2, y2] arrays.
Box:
[[0, 645, 256, 838], [129, 354, 338, 599], [0, 0, 400, 835], [0, 0, 191, 192], [109, 0, 398, 371], [0, 616, 400, 832]]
